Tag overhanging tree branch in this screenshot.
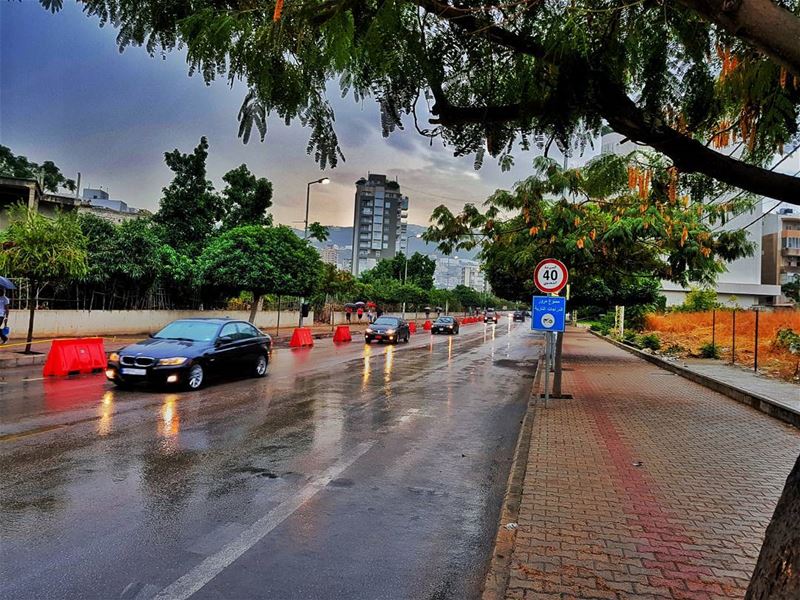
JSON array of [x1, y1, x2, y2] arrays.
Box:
[[417, 0, 800, 206], [676, 0, 800, 78]]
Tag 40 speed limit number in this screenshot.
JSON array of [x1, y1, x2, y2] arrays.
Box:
[[534, 258, 568, 294]]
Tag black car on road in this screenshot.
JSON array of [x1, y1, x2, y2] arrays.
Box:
[[106, 318, 271, 390], [484, 309, 499, 324], [364, 316, 410, 344], [431, 316, 460, 335], [512, 310, 525, 322]]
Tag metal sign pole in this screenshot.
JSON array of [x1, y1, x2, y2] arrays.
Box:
[[544, 331, 551, 408]]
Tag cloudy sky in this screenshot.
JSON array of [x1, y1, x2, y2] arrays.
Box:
[[0, 1, 576, 228]]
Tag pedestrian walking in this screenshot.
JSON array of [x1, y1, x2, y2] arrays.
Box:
[[0, 289, 10, 344], [357, 307, 364, 321], [345, 307, 352, 323]]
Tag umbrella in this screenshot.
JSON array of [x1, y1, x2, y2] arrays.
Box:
[[0, 276, 16, 290], [344, 302, 358, 309], [353, 301, 366, 307]]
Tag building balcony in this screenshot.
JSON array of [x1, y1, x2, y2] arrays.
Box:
[[781, 247, 800, 256]]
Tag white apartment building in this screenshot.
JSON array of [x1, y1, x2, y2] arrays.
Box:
[[350, 174, 409, 276]]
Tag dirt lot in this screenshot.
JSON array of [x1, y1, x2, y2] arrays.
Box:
[[644, 310, 800, 382]]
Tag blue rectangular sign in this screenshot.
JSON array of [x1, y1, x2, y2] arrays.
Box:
[[531, 296, 566, 332]]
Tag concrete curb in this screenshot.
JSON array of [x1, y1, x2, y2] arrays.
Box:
[[589, 330, 800, 429], [481, 353, 543, 600], [0, 353, 46, 368]]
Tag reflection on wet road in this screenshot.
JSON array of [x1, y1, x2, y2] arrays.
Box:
[[1, 322, 540, 600]]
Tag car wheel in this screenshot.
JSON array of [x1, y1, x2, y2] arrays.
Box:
[[186, 363, 205, 390], [254, 354, 268, 378]]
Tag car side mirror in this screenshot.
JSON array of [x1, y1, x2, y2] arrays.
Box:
[[216, 335, 232, 346]]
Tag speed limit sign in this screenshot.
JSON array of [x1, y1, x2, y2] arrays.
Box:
[[534, 258, 569, 294]]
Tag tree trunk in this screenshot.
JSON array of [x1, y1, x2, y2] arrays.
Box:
[[745, 454, 800, 599], [552, 331, 564, 397], [24, 283, 38, 354], [248, 293, 262, 324]]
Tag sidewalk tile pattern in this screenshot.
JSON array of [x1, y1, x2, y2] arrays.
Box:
[[507, 330, 799, 600]]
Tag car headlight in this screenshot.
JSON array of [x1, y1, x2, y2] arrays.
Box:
[[446, 324, 453, 328], [385, 329, 395, 335], [108, 352, 120, 362], [158, 357, 188, 366], [366, 328, 374, 334]]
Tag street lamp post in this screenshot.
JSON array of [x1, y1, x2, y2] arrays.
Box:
[[300, 177, 330, 327]]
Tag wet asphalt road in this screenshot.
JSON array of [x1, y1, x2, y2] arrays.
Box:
[[1, 321, 540, 600]]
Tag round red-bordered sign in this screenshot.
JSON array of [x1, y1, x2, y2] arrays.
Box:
[[534, 258, 569, 294]]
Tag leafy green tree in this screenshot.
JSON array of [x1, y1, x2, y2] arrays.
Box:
[[0, 205, 87, 352], [427, 156, 753, 306], [306, 222, 330, 243], [77, 213, 117, 290], [156, 244, 197, 303], [0, 145, 76, 193], [360, 252, 435, 290], [451, 285, 483, 311], [198, 225, 321, 322], [154, 137, 225, 254], [51, 1, 800, 205], [105, 218, 164, 305], [220, 164, 273, 230], [782, 274, 800, 303]]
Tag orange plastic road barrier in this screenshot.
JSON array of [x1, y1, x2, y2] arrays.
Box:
[[43, 338, 106, 377], [423, 320, 432, 331], [333, 325, 352, 343], [408, 322, 417, 333], [289, 327, 314, 348]]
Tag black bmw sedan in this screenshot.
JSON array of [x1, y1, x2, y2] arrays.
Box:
[[106, 318, 271, 390]]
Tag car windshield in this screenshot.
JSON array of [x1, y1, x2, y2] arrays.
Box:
[[153, 320, 219, 342], [436, 317, 454, 323], [373, 317, 399, 326]]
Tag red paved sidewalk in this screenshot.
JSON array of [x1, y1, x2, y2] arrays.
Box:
[[506, 328, 799, 600]]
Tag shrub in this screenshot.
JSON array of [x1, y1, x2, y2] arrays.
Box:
[[622, 329, 639, 344], [699, 342, 721, 359], [674, 287, 719, 312], [775, 328, 800, 354], [663, 343, 687, 355], [640, 333, 662, 350]]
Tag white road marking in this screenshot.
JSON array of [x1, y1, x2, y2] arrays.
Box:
[[151, 440, 376, 600]]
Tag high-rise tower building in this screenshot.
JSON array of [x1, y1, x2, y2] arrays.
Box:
[[350, 174, 409, 276]]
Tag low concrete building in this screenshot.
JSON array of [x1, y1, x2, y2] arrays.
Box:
[[0, 177, 145, 226]]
